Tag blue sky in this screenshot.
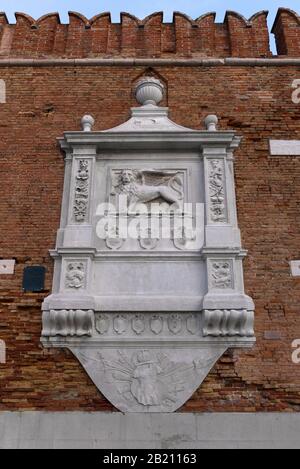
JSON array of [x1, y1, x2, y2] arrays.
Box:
[[0, 1, 299, 52]]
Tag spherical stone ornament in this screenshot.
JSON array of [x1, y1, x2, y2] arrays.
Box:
[[204, 114, 219, 132], [81, 114, 95, 132], [134, 77, 165, 106]]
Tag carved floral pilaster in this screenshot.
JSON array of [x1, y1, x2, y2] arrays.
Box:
[[208, 159, 227, 224], [73, 159, 90, 223]]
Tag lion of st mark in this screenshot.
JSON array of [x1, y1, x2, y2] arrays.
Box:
[[110, 169, 184, 210]]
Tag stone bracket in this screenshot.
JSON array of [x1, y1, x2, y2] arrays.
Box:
[[203, 309, 254, 337], [42, 310, 94, 337]]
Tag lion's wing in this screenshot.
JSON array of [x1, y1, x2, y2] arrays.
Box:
[[141, 170, 178, 186]]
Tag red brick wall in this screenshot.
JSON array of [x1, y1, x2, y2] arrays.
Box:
[[0, 9, 300, 411], [272, 8, 300, 56], [1, 9, 300, 58], [0, 10, 272, 59]]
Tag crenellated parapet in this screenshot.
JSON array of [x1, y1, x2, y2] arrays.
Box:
[[272, 8, 300, 56], [225, 11, 270, 57], [0, 9, 299, 58]]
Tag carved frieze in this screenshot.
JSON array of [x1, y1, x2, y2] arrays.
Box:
[[94, 313, 200, 337], [103, 224, 198, 251]]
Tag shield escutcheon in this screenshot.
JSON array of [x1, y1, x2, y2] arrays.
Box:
[[186, 314, 198, 335], [150, 315, 163, 335], [132, 315, 145, 335], [114, 315, 127, 335], [168, 314, 182, 334], [95, 314, 110, 335]]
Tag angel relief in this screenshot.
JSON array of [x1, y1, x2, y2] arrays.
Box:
[[104, 350, 192, 407], [77, 349, 217, 409], [130, 350, 163, 406], [110, 169, 184, 210]]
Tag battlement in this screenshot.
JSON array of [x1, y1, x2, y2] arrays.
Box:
[[272, 8, 300, 56], [0, 9, 299, 59]]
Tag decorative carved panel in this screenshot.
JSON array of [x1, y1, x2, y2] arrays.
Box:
[[65, 262, 86, 290], [73, 159, 90, 223], [208, 159, 227, 223], [42, 77, 255, 412]]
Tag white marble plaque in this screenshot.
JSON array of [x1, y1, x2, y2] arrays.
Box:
[[290, 261, 300, 277], [0, 259, 15, 275], [270, 140, 300, 156]]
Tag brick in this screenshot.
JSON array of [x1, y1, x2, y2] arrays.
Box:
[[0, 9, 283, 58]]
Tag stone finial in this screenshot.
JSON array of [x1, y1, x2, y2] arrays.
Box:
[[134, 77, 164, 106], [204, 115, 218, 131], [81, 115, 95, 132]]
